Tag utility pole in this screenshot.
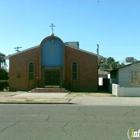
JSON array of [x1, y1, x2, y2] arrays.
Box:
[[97, 44, 100, 68], [97, 44, 99, 56]]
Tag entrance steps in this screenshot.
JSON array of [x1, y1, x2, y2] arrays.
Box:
[[29, 87, 69, 93]]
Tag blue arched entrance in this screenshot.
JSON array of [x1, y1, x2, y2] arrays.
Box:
[[40, 35, 64, 87]]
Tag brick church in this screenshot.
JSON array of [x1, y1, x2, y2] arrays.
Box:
[[7, 24, 99, 92]]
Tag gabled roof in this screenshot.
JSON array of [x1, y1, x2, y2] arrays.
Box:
[[5, 43, 103, 59], [111, 60, 140, 72], [5, 45, 39, 59], [65, 44, 103, 58]]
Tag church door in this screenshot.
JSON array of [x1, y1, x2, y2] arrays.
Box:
[[45, 69, 60, 86]]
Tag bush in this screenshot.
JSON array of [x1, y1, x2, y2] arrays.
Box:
[[0, 68, 8, 80], [0, 80, 9, 91], [0, 68, 9, 91]]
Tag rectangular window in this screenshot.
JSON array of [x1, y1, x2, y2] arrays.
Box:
[[72, 73, 77, 80], [29, 63, 34, 80], [72, 62, 77, 80], [29, 73, 34, 80], [17, 73, 20, 78], [130, 71, 140, 86]]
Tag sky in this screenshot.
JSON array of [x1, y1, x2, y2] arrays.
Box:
[[0, 0, 140, 63]]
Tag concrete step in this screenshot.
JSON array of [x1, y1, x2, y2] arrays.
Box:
[[29, 88, 69, 93]]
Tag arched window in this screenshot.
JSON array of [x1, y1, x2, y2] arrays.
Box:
[[72, 62, 77, 80], [29, 62, 34, 80]]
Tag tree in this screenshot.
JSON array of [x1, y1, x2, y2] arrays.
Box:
[[0, 52, 6, 68], [99, 57, 125, 70], [0, 68, 9, 90], [0, 68, 8, 80]]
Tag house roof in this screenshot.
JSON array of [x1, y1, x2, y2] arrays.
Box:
[[98, 70, 109, 75], [111, 60, 140, 72]]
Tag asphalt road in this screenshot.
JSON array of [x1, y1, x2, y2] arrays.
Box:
[[0, 104, 140, 140]]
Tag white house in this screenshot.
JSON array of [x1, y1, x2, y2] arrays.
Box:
[[110, 61, 140, 97]]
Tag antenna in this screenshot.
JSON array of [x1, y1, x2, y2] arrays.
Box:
[[14, 47, 22, 52]]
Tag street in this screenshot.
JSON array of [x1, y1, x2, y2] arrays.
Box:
[[0, 104, 140, 140]]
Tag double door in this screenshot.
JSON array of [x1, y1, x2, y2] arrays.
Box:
[[45, 69, 60, 86]]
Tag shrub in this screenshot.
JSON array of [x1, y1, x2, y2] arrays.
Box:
[[0, 80, 9, 91], [0, 68, 8, 80], [0, 68, 9, 91]]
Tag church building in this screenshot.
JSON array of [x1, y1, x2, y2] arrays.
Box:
[[7, 24, 99, 92]]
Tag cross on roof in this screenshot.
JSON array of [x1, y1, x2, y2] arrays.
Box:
[[50, 23, 55, 33]]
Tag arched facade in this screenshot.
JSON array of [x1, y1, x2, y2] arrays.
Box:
[[40, 35, 65, 87], [40, 36, 64, 67]]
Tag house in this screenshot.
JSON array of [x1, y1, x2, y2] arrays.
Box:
[[110, 61, 140, 96], [6, 33, 101, 92], [111, 61, 140, 87]]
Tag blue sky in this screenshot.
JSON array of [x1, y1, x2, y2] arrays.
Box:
[[0, 0, 140, 63]]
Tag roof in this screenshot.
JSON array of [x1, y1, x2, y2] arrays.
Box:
[[111, 60, 140, 72], [5, 45, 39, 59], [5, 43, 103, 60], [98, 70, 109, 75], [65, 44, 103, 58]]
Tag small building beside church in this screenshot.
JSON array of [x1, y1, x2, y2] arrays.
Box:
[[7, 32, 99, 92], [111, 61, 140, 96], [111, 61, 140, 87]]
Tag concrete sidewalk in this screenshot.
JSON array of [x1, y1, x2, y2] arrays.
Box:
[[0, 92, 140, 105], [70, 96, 140, 106], [13, 92, 69, 98], [0, 92, 71, 104]]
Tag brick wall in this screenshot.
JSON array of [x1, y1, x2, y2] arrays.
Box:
[[9, 46, 40, 91], [65, 46, 98, 91], [9, 44, 98, 92]]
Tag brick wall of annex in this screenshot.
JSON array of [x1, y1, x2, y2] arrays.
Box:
[[9, 47, 41, 91], [65, 46, 98, 92]]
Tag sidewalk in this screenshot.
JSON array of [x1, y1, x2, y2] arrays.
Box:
[[70, 96, 140, 106], [0, 92, 140, 105], [0, 92, 71, 104]]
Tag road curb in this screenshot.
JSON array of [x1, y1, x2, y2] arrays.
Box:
[[0, 102, 74, 104]]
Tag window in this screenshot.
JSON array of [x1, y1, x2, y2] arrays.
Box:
[[130, 71, 140, 86], [72, 62, 77, 80], [17, 73, 20, 78], [29, 62, 34, 80]]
